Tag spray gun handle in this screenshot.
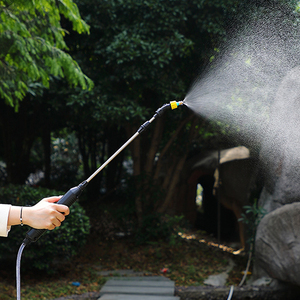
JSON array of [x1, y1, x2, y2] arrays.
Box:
[[23, 181, 88, 245]]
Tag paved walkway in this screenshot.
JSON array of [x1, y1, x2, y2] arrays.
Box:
[[98, 276, 179, 300]]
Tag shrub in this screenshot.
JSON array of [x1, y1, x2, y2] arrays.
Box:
[[0, 184, 90, 273], [239, 199, 267, 251], [134, 213, 187, 245]]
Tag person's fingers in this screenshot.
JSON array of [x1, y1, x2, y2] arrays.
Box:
[[48, 214, 62, 228], [52, 219, 61, 228], [55, 211, 66, 223], [55, 204, 70, 216], [49, 223, 57, 230]]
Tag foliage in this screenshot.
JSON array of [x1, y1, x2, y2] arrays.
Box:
[[29, 130, 83, 189], [50, 131, 84, 190], [0, 0, 93, 109], [0, 184, 90, 273], [89, 175, 188, 245], [55, 0, 250, 216], [239, 199, 267, 247], [134, 213, 187, 245], [2, 0, 288, 219], [68, 0, 246, 116]]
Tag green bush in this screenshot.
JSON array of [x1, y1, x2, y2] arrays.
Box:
[[134, 213, 187, 245], [239, 199, 267, 249], [0, 184, 90, 273]]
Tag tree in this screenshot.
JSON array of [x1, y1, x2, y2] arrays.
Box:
[[63, 0, 248, 225], [0, 0, 94, 183], [0, 0, 93, 109]]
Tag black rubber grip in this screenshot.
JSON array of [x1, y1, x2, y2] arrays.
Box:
[[57, 186, 82, 207], [23, 181, 87, 245]]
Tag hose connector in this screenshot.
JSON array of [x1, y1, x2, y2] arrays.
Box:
[[153, 101, 184, 119], [170, 101, 184, 110], [155, 103, 171, 117]]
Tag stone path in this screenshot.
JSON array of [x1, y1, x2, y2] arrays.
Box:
[[97, 276, 179, 300]]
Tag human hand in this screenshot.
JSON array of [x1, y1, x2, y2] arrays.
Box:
[[23, 196, 70, 230]]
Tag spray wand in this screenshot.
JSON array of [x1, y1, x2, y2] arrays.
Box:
[[16, 100, 184, 300], [23, 100, 183, 245]]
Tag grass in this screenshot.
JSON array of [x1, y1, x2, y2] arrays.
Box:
[[0, 230, 249, 300]]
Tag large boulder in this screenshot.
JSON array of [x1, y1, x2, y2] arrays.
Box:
[[255, 67, 300, 285], [172, 146, 253, 226], [255, 203, 300, 286], [259, 66, 300, 214]]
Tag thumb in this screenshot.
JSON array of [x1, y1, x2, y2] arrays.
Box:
[[42, 196, 63, 203]]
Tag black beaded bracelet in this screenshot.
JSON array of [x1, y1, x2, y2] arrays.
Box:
[[20, 207, 23, 226]]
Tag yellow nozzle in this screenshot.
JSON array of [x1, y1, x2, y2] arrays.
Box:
[[170, 100, 184, 110]]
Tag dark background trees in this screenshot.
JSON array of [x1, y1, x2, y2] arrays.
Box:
[[1, 0, 286, 233], [58, 0, 248, 225]]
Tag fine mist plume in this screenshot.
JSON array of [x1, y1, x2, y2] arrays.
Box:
[[184, 3, 300, 156]]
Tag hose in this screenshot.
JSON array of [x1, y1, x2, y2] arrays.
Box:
[[16, 243, 26, 300], [239, 243, 253, 287], [227, 285, 234, 300]]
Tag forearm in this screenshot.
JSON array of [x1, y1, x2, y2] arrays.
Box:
[[0, 204, 11, 237]]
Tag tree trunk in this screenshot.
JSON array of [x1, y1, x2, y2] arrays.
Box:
[[125, 112, 198, 224], [144, 117, 163, 174], [42, 127, 51, 188], [106, 127, 125, 191], [78, 131, 91, 180], [158, 154, 188, 213], [125, 124, 143, 226], [154, 115, 193, 180], [157, 115, 198, 214], [0, 102, 36, 184]]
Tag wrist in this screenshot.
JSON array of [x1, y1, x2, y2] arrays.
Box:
[[21, 207, 31, 226], [7, 206, 26, 226]]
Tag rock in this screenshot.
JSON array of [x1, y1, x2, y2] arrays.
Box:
[[255, 203, 300, 286], [259, 66, 300, 214], [204, 273, 228, 287], [250, 277, 272, 286], [204, 259, 235, 286], [256, 66, 300, 287], [175, 284, 300, 300]]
